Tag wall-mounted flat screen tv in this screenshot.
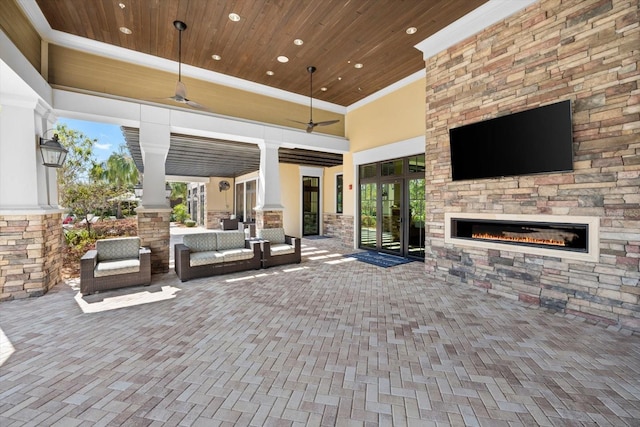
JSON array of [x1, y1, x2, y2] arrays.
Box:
[[449, 100, 573, 181]]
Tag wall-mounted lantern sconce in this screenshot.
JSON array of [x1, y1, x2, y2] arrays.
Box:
[[166, 183, 172, 199], [134, 182, 143, 198], [39, 131, 68, 168]]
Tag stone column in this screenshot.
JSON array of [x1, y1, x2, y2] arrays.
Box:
[[136, 106, 171, 274], [0, 93, 63, 300], [255, 140, 284, 229]]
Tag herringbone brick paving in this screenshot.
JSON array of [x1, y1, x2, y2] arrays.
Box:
[[1, 237, 639, 426]]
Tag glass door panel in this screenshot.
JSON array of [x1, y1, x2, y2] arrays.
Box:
[[381, 181, 402, 254], [408, 178, 425, 258], [235, 183, 244, 222], [245, 180, 256, 223], [303, 176, 320, 235], [359, 183, 377, 249]]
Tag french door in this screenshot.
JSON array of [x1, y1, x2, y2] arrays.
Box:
[[358, 155, 425, 258]]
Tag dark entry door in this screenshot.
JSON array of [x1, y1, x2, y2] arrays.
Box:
[[303, 176, 320, 235]]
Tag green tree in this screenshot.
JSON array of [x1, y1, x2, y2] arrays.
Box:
[[169, 182, 187, 202], [55, 123, 98, 188], [93, 144, 139, 189], [61, 182, 117, 235]]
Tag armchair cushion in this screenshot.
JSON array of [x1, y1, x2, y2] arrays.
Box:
[[270, 243, 296, 256], [257, 228, 285, 244], [96, 236, 140, 261], [94, 259, 141, 277]]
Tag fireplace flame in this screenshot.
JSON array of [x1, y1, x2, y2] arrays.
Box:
[[472, 232, 566, 247]]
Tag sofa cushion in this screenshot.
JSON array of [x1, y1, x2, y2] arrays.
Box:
[[94, 259, 140, 277], [190, 250, 225, 267], [270, 243, 296, 256], [183, 233, 217, 252], [219, 248, 256, 262], [257, 228, 285, 244], [96, 237, 140, 262], [216, 231, 246, 250]]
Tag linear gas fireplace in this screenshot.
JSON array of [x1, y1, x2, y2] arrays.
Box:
[[445, 213, 599, 262]]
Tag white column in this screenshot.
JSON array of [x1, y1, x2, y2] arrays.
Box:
[[256, 140, 284, 211], [0, 94, 54, 210], [138, 106, 171, 208]]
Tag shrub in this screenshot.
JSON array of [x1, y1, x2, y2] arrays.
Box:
[[184, 219, 196, 227], [172, 203, 190, 223]]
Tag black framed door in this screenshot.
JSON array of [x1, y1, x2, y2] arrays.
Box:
[[358, 155, 425, 258], [303, 176, 320, 236]]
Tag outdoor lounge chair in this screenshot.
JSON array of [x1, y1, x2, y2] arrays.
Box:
[[257, 228, 301, 268], [80, 236, 151, 295]]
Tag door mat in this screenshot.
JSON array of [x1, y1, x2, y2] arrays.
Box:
[[304, 235, 332, 240], [344, 251, 414, 268]]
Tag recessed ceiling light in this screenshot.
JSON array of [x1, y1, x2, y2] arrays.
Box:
[[277, 56, 289, 63], [354, 63, 363, 69], [212, 54, 221, 60], [337, 76, 342, 81], [321, 87, 327, 91], [406, 27, 417, 35], [229, 13, 241, 22], [119, 26, 132, 34], [266, 70, 275, 76], [294, 39, 303, 46], [118, 2, 126, 9]]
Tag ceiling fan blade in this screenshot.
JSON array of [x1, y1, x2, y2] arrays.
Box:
[[175, 81, 187, 99], [185, 99, 210, 111], [316, 119, 340, 127], [288, 119, 310, 125]]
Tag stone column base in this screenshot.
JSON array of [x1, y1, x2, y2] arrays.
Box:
[[0, 210, 63, 301], [136, 207, 171, 274], [256, 210, 283, 230]]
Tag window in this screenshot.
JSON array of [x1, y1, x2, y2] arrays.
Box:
[[336, 174, 343, 214]]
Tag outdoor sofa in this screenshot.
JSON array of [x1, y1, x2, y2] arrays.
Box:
[[80, 236, 151, 295], [175, 230, 261, 282]]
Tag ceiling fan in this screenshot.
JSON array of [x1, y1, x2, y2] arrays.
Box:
[[291, 66, 340, 133], [165, 20, 209, 111]]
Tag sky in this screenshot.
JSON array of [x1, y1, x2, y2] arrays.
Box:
[[56, 118, 126, 163]]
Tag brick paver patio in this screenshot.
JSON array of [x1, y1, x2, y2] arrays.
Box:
[[1, 237, 639, 426]]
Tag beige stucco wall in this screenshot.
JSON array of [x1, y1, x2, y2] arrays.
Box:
[[323, 165, 343, 214], [346, 78, 426, 152], [206, 178, 234, 212], [342, 77, 427, 218], [280, 163, 300, 237]]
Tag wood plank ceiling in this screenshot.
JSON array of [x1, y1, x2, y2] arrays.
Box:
[[35, 0, 488, 107]]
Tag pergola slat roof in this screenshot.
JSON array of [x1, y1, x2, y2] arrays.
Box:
[[122, 127, 342, 178]]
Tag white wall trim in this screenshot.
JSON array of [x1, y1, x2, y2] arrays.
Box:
[[352, 136, 424, 166]]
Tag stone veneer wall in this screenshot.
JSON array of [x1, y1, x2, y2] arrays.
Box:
[[323, 213, 342, 237], [207, 210, 233, 229], [0, 212, 63, 300], [137, 209, 171, 274], [323, 213, 355, 246], [424, 0, 639, 330]]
